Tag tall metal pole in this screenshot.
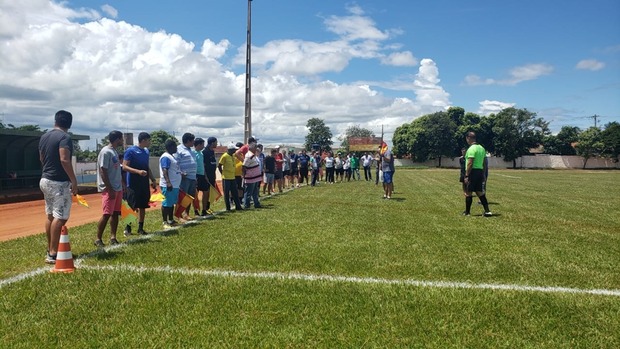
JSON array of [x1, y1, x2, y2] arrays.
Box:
[[244, 0, 252, 144]]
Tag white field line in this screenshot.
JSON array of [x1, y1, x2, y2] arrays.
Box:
[[495, 173, 521, 179], [74, 264, 620, 297]]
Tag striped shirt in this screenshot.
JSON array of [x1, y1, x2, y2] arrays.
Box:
[[175, 144, 197, 180], [243, 151, 262, 183]]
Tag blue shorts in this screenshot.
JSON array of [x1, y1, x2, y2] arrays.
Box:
[[161, 187, 179, 207], [383, 171, 393, 184]]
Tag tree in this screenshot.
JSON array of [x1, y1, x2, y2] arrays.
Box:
[[412, 112, 457, 166], [543, 126, 580, 155], [304, 118, 333, 152], [338, 125, 375, 152], [575, 127, 604, 168], [492, 108, 549, 168], [601, 122, 620, 160], [392, 123, 414, 158], [149, 130, 178, 157]]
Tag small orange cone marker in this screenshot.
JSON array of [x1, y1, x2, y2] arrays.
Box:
[[51, 226, 76, 273]]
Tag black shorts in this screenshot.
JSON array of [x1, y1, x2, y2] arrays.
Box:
[[206, 174, 216, 189], [126, 184, 151, 209], [197, 174, 209, 191], [467, 169, 485, 193], [299, 167, 308, 178], [275, 170, 283, 180], [336, 168, 344, 175], [282, 169, 290, 177], [290, 168, 299, 176]]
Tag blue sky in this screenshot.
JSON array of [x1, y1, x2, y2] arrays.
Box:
[[1, 0, 618, 149]]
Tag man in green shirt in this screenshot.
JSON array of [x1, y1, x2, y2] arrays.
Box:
[[463, 132, 492, 217]]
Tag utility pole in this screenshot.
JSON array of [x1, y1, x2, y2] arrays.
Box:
[[589, 114, 600, 128], [244, 0, 253, 144]]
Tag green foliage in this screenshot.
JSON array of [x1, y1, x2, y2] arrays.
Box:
[[576, 127, 605, 168], [543, 126, 580, 155], [149, 130, 178, 156], [601, 122, 620, 160], [338, 125, 375, 152], [492, 108, 549, 167], [304, 118, 333, 152]]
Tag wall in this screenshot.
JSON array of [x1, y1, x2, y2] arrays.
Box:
[[395, 155, 620, 169]]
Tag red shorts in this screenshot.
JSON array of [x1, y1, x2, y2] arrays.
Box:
[[101, 190, 123, 215]]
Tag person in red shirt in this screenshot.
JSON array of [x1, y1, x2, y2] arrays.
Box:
[[274, 145, 284, 193]]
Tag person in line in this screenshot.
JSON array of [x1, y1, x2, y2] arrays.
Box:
[[334, 152, 344, 183], [374, 150, 381, 186], [202, 136, 218, 215], [350, 152, 360, 180], [175, 133, 197, 220], [242, 142, 262, 209], [310, 151, 321, 186], [122, 132, 157, 236], [324, 151, 335, 184], [288, 148, 298, 189], [263, 148, 276, 195], [38, 110, 79, 264], [274, 146, 284, 193], [95, 130, 124, 247], [361, 152, 373, 181], [159, 140, 182, 228], [343, 154, 351, 181], [281, 148, 290, 189], [193, 137, 209, 217], [235, 142, 245, 205], [298, 149, 310, 186], [218, 143, 243, 211], [381, 145, 394, 199], [463, 132, 492, 217]]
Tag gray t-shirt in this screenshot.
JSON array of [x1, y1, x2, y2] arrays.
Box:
[[381, 150, 393, 173], [39, 129, 73, 181], [97, 146, 123, 192]]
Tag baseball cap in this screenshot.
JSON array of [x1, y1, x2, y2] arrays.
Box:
[[227, 142, 239, 150], [248, 136, 259, 144], [236, 142, 244, 148]]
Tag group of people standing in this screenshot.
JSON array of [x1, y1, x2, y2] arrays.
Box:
[[37, 109, 398, 264]]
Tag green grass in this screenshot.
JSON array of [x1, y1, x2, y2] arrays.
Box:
[[1, 169, 619, 348]]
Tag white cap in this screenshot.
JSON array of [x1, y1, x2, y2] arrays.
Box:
[[227, 142, 239, 150]]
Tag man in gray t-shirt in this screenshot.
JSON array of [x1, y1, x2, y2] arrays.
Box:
[[95, 130, 124, 247], [38, 110, 78, 264]]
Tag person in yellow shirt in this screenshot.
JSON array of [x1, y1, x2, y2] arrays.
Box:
[[235, 142, 245, 206], [218, 143, 243, 211]]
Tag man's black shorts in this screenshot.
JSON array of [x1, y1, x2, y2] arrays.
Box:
[[128, 184, 151, 209], [197, 174, 209, 191], [467, 169, 485, 193]]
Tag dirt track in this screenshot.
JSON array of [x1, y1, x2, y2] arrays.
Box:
[[0, 193, 108, 241]]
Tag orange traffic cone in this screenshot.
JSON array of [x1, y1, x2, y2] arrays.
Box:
[[51, 226, 76, 273]]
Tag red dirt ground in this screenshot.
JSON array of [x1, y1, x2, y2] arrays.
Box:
[[0, 193, 107, 242]]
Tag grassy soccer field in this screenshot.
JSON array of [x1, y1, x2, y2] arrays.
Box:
[[1, 169, 619, 348]]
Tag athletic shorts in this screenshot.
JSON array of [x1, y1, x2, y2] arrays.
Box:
[[299, 168, 308, 178], [161, 187, 179, 207], [336, 168, 344, 175], [196, 174, 209, 191], [128, 184, 151, 209], [282, 169, 290, 177], [383, 171, 393, 184], [180, 178, 197, 196], [290, 168, 299, 176], [265, 173, 275, 184], [101, 190, 122, 215], [275, 170, 283, 180], [467, 169, 485, 193], [40, 178, 72, 220]]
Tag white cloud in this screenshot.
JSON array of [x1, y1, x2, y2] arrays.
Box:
[[463, 63, 554, 86], [0, 1, 448, 148], [477, 100, 515, 115], [575, 59, 605, 71], [381, 51, 418, 66], [101, 4, 118, 19]]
